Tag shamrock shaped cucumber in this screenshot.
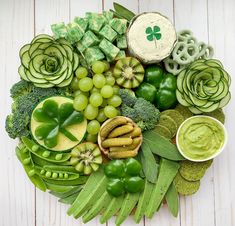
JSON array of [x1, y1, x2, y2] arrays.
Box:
[[31, 96, 87, 151]]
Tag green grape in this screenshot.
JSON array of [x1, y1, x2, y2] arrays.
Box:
[[104, 105, 118, 118], [90, 87, 100, 93], [75, 67, 88, 79], [102, 61, 110, 72], [113, 85, 120, 95], [78, 77, 93, 92], [86, 133, 98, 143], [101, 85, 114, 98], [108, 95, 122, 107], [106, 75, 116, 86], [92, 61, 105, 74], [84, 104, 99, 120], [96, 108, 107, 122], [73, 94, 88, 111], [100, 98, 108, 108], [93, 74, 106, 88], [87, 120, 101, 135], [89, 93, 103, 107], [74, 90, 89, 97], [71, 77, 79, 91]]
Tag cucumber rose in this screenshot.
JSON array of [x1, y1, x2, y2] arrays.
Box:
[[176, 59, 231, 114], [18, 34, 79, 88]]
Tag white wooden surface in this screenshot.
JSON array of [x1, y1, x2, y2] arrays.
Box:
[[0, 0, 234, 225]]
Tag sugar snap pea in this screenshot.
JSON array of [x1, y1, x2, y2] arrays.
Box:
[[113, 2, 135, 21], [16, 146, 46, 192], [59, 192, 80, 204], [44, 176, 88, 186], [50, 186, 82, 199], [35, 165, 79, 181], [22, 137, 71, 163], [46, 182, 76, 193], [165, 183, 179, 217]]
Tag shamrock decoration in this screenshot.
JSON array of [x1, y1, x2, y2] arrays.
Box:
[[33, 99, 84, 148], [146, 26, 162, 41]]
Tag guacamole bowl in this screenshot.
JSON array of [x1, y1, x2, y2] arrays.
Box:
[[176, 115, 228, 162]]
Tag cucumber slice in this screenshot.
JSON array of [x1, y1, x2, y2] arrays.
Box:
[[31, 34, 54, 43], [21, 51, 31, 69], [18, 65, 29, 81], [73, 53, 79, 71], [19, 44, 30, 57], [28, 42, 42, 56]]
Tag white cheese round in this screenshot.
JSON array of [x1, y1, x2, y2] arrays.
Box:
[[127, 12, 177, 64]]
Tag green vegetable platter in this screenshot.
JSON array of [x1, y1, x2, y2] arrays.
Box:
[[5, 2, 231, 225]]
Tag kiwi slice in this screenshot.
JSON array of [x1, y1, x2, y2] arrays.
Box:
[[70, 142, 103, 175], [173, 173, 200, 196], [113, 57, 145, 89]]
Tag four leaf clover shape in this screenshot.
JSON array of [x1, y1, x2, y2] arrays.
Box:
[[146, 26, 162, 41]]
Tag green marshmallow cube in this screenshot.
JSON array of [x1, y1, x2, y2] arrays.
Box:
[[103, 11, 114, 22], [110, 18, 127, 35], [115, 50, 126, 60], [99, 24, 117, 42], [88, 15, 106, 33], [85, 47, 105, 65], [81, 30, 99, 48], [51, 22, 67, 39], [99, 38, 120, 60], [66, 22, 84, 43], [117, 35, 127, 49], [75, 42, 86, 53], [74, 17, 88, 32]]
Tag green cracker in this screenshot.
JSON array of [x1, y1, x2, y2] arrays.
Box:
[[203, 109, 225, 124], [154, 124, 172, 139], [175, 104, 194, 120], [99, 38, 120, 59], [159, 115, 178, 138], [99, 24, 117, 42], [74, 17, 88, 32], [81, 30, 99, 48], [179, 160, 213, 182], [84, 47, 105, 65], [117, 35, 127, 49], [161, 109, 185, 128], [110, 18, 127, 35], [173, 173, 200, 196]]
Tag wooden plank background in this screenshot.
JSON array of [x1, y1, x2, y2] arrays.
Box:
[[0, 0, 234, 225]]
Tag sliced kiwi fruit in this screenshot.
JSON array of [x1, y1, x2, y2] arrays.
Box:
[[70, 142, 103, 175], [113, 57, 145, 89]]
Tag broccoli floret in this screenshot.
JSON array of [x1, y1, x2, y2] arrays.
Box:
[[5, 112, 30, 139], [119, 91, 160, 131], [119, 89, 137, 107], [10, 80, 33, 99]]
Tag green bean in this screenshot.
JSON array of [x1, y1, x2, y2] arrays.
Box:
[[16, 146, 46, 192], [35, 165, 79, 181], [22, 137, 71, 163]]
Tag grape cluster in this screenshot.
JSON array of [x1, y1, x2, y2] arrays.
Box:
[[71, 61, 122, 142]]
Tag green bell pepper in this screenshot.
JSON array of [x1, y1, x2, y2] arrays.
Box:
[[104, 158, 144, 197], [136, 65, 178, 110]]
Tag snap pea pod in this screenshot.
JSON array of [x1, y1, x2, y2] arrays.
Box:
[[100, 195, 124, 224], [165, 183, 179, 217], [43, 165, 78, 174], [31, 154, 71, 167], [35, 165, 79, 181], [115, 193, 140, 226], [44, 176, 88, 186], [46, 182, 76, 193], [134, 179, 155, 223], [16, 146, 46, 192], [67, 170, 105, 216], [59, 192, 80, 204], [113, 2, 135, 21], [82, 191, 112, 223], [50, 186, 83, 198], [22, 137, 71, 163]]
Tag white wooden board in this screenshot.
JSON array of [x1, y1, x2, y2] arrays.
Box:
[[0, 0, 234, 225]]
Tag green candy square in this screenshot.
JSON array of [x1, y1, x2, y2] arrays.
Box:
[[75, 41, 86, 53], [51, 22, 67, 39], [99, 38, 120, 59], [110, 18, 127, 35], [115, 50, 126, 60], [89, 15, 106, 33], [116, 35, 127, 49], [74, 17, 88, 32], [99, 24, 117, 42], [81, 30, 99, 48], [66, 22, 84, 43], [85, 47, 105, 65], [103, 11, 114, 22]]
